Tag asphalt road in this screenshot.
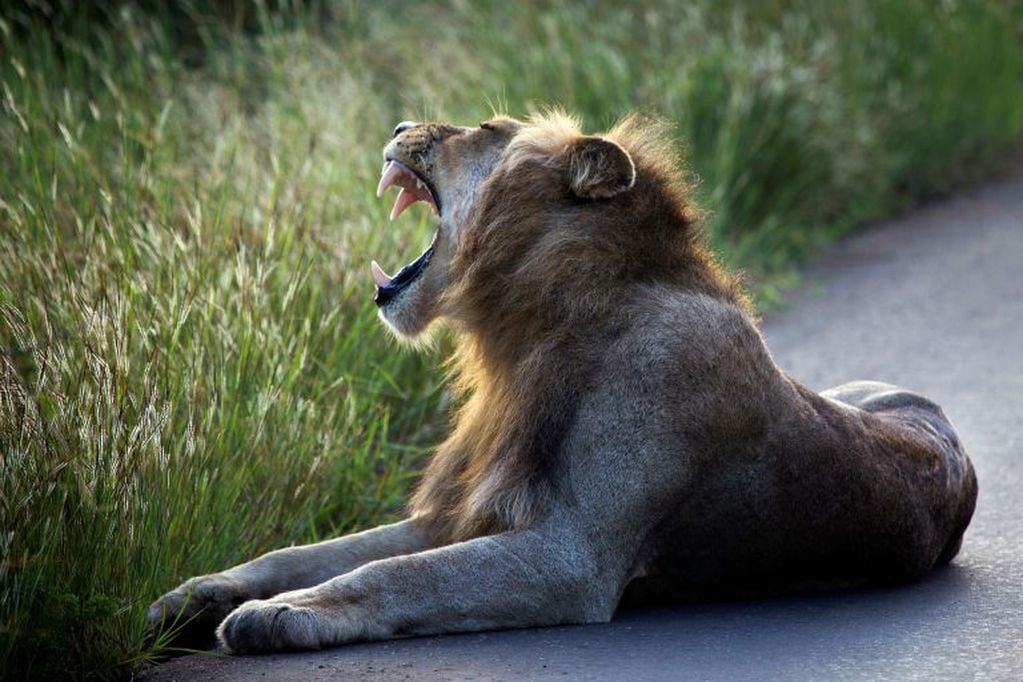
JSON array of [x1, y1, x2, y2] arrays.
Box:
[[144, 177, 1023, 681]]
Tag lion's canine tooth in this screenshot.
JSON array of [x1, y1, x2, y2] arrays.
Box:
[[376, 161, 402, 197], [390, 187, 418, 221], [371, 260, 393, 287], [416, 178, 425, 191]]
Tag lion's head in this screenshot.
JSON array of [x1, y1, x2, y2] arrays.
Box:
[[372, 112, 674, 339]]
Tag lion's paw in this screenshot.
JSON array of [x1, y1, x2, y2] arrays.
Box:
[[217, 599, 324, 653], [147, 574, 254, 647]]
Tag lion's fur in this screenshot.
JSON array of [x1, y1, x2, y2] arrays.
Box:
[[409, 112, 753, 542]]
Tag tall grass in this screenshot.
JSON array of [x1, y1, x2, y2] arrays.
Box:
[[1, 1, 1021, 678]]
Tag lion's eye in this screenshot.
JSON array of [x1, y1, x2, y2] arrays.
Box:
[[479, 122, 495, 131]]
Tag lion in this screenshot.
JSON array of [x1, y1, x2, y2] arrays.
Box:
[[148, 112, 978, 654]]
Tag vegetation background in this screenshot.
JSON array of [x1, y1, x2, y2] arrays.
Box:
[[1, 0, 1021, 678]]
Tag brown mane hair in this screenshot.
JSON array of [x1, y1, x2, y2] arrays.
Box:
[[409, 112, 751, 543]]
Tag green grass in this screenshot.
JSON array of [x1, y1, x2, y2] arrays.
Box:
[[1, 1, 1021, 678]]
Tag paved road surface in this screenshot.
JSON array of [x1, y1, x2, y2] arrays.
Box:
[[145, 177, 1023, 680]]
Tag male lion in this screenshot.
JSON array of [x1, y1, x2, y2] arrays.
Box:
[[149, 113, 977, 653]]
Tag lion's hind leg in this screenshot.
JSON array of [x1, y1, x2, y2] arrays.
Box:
[[822, 380, 967, 472], [822, 380, 978, 568], [821, 380, 942, 414]]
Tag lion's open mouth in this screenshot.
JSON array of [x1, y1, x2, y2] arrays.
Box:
[[372, 159, 441, 306]]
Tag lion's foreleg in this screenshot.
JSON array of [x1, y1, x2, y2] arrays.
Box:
[[148, 518, 432, 643], [217, 520, 621, 653]]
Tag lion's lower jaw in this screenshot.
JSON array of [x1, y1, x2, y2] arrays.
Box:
[[375, 283, 438, 342], [377, 307, 424, 341]]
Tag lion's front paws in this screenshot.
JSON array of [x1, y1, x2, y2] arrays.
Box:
[[147, 574, 255, 649], [217, 599, 324, 653]]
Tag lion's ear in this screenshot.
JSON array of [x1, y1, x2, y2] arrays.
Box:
[[565, 136, 636, 199]]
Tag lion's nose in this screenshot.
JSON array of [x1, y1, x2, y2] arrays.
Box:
[[392, 121, 419, 137]]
